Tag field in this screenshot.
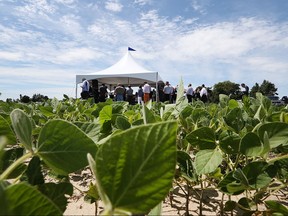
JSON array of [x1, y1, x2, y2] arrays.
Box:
[[0, 84, 288, 215]]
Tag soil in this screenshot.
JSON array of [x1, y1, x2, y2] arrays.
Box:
[[63, 168, 288, 216]]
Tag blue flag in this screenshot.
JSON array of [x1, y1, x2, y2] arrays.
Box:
[[128, 47, 136, 51]]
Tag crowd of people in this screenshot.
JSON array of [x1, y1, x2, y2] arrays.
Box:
[[80, 78, 249, 104]]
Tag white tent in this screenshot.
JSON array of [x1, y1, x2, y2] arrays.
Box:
[[75, 49, 163, 100]]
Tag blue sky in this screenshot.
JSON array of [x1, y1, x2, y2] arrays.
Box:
[[1, 0, 288, 100]]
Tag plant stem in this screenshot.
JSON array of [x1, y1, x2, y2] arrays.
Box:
[[199, 179, 204, 216], [268, 153, 288, 163], [0, 152, 32, 181]]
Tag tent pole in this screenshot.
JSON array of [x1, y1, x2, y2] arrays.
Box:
[[156, 72, 159, 102], [75, 83, 78, 99]]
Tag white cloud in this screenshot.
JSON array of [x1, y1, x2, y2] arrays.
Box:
[[0, 51, 23, 61], [134, 0, 152, 6], [16, 0, 56, 16], [105, 0, 123, 12], [55, 48, 103, 64]]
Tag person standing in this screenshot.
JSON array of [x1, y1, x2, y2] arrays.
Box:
[[143, 82, 151, 103], [186, 84, 194, 103], [80, 78, 90, 99], [114, 83, 125, 101], [200, 84, 208, 103], [241, 83, 249, 96], [99, 83, 108, 102], [137, 85, 144, 105], [126, 85, 134, 105], [163, 81, 172, 103]]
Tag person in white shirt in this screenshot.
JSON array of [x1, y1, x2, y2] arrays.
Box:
[[80, 78, 90, 99], [143, 82, 151, 103], [200, 84, 208, 103], [186, 84, 194, 103]]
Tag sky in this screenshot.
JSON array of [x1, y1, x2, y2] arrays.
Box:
[[1, 0, 288, 100]]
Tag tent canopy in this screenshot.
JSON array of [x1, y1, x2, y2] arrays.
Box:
[[76, 50, 163, 89]]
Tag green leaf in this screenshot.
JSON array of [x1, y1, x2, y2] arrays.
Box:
[[224, 108, 245, 133], [21, 156, 44, 185], [3, 183, 62, 215], [218, 172, 245, 195], [176, 78, 185, 104], [195, 149, 222, 175], [38, 182, 73, 212], [240, 132, 263, 157], [74, 122, 104, 143], [142, 105, 157, 124], [223, 200, 237, 211], [115, 116, 131, 130], [228, 99, 239, 109], [254, 104, 267, 121], [258, 122, 288, 148], [0, 115, 16, 145], [242, 161, 275, 189], [148, 202, 162, 216], [186, 127, 216, 150], [93, 121, 177, 214], [265, 200, 288, 215], [238, 197, 256, 211], [226, 182, 246, 194], [37, 120, 97, 175], [10, 109, 33, 152], [38, 106, 55, 117], [233, 168, 249, 187], [177, 150, 196, 180], [1, 148, 27, 179], [261, 131, 270, 157], [99, 105, 113, 125], [219, 130, 241, 154]]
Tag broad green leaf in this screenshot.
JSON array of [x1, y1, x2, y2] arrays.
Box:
[[265, 200, 288, 215], [233, 168, 249, 187], [258, 122, 288, 148], [254, 105, 267, 121], [1, 148, 27, 179], [37, 120, 97, 175], [115, 116, 131, 130], [10, 109, 33, 152], [261, 131, 270, 157], [218, 171, 243, 195], [176, 150, 196, 181], [240, 132, 263, 156], [242, 161, 276, 189], [0, 115, 16, 145], [176, 78, 184, 104], [99, 105, 113, 125], [195, 149, 222, 175], [238, 197, 256, 211], [191, 108, 210, 123], [226, 182, 246, 194], [3, 183, 62, 215], [228, 99, 239, 109], [74, 122, 104, 143], [148, 202, 162, 216], [224, 108, 245, 133], [21, 156, 44, 185], [142, 105, 157, 124], [223, 200, 237, 211], [186, 127, 216, 150], [38, 182, 73, 212], [219, 130, 241, 154], [94, 121, 177, 214], [38, 106, 55, 117]]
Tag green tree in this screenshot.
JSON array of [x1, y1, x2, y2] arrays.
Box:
[[250, 80, 277, 97], [210, 81, 240, 102]]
